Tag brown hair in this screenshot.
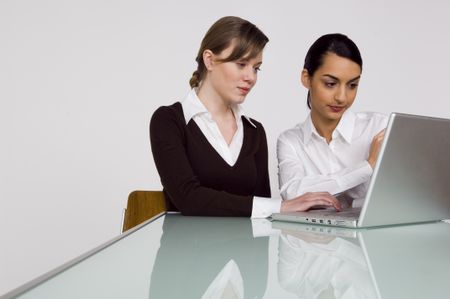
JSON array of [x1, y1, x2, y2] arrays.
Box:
[[189, 16, 269, 88]]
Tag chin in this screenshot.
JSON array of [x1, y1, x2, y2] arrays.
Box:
[[324, 112, 344, 122], [329, 109, 347, 118], [232, 96, 246, 104]]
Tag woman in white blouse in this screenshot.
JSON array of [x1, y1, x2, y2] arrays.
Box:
[[277, 33, 388, 208]]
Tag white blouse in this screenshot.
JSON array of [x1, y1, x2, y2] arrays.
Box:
[[181, 89, 281, 218], [278, 233, 377, 298], [277, 110, 388, 207]]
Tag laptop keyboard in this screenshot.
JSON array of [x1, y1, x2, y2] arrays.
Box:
[[308, 207, 361, 217], [335, 208, 361, 217]]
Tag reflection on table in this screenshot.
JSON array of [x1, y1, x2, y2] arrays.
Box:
[[4, 214, 450, 299], [149, 215, 268, 299], [276, 223, 376, 298], [272, 220, 450, 299]]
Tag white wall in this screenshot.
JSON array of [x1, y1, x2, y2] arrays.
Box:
[[1, 0, 450, 295]]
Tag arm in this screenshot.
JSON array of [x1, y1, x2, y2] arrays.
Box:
[[277, 133, 372, 200], [250, 123, 283, 218], [150, 106, 253, 216], [253, 123, 271, 198], [251, 126, 341, 217], [367, 129, 386, 168]]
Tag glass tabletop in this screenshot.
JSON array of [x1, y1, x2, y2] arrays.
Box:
[[3, 214, 450, 299]]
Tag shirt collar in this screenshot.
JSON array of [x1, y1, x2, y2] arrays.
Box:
[[181, 88, 256, 128], [334, 109, 356, 144], [181, 89, 208, 124], [232, 104, 257, 128], [301, 109, 356, 144], [301, 114, 314, 145]]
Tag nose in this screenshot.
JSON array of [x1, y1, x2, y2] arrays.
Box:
[[334, 85, 346, 104], [243, 66, 256, 85]]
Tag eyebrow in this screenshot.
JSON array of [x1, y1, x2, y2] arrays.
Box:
[[323, 74, 361, 82], [238, 58, 263, 65]]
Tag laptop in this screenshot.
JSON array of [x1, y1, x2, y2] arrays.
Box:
[[271, 112, 450, 228]]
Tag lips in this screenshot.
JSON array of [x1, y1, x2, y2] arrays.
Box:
[[329, 105, 345, 113], [238, 87, 250, 95]]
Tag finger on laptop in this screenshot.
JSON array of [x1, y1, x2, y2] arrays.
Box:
[[368, 129, 386, 168], [281, 192, 341, 212]]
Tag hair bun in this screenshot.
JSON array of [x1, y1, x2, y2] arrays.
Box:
[[189, 70, 200, 88]]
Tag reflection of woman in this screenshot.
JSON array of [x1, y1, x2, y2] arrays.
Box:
[[149, 215, 268, 298], [277, 229, 377, 298], [277, 34, 388, 207], [150, 16, 340, 217]]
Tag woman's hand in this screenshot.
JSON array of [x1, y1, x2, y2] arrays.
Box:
[[280, 192, 341, 213], [367, 129, 386, 169]]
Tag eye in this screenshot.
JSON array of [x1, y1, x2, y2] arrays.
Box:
[[324, 81, 336, 88], [349, 82, 359, 89], [236, 62, 246, 68], [254, 66, 261, 72]]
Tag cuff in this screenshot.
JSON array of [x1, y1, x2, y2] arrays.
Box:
[[251, 197, 282, 219]]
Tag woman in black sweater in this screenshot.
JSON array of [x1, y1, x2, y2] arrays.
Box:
[[150, 16, 341, 217]]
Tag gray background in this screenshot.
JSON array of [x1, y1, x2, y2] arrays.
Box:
[[1, 0, 450, 295]]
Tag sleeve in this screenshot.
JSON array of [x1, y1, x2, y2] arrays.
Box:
[[250, 122, 281, 219], [251, 196, 282, 218], [277, 133, 373, 200], [253, 123, 271, 198], [251, 218, 281, 237], [150, 106, 253, 216]]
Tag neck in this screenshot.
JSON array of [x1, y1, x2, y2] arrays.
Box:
[[197, 80, 233, 119], [310, 112, 340, 143], [196, 81, 238, 145]]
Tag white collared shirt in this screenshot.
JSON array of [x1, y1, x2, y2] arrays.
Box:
[[277, 233, 377, 298], [181, 89, 255, 166], [181, 89, 282, 218], [277, 110, 388, 207]]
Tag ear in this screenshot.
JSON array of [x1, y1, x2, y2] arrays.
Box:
[[300, 69, 311, 89], [202, 50, 214, 71]]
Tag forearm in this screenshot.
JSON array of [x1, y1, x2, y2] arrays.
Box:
[[162, 179, 254, 216], [279, 160, 373, 200]]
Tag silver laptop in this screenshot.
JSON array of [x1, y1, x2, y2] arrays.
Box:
[[272, 112, 450, 228]]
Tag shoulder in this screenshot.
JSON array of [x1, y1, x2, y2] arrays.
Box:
[[151, 102, 184, 125], [278, 122, 304, 143], [242, 117, 270, 148], [152, 102, 183, 119], [150, 102, 187, 139], [354, 111, 389, 126], [243, 116, 268, 138], [355, 111, 388, 121], [245, 116, 264, 130], [353, 111, 389, 136]]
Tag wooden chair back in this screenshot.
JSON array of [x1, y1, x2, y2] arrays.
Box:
[[122, 190, 166, 232]]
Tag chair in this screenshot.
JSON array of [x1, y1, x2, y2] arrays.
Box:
[[122, 190, 166, 233]]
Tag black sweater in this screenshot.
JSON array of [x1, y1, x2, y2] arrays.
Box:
[[150, 102, 271, 216]]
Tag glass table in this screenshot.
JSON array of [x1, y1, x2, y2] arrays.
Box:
[[3, 213, 450, 299]]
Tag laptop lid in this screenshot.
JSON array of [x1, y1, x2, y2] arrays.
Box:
[[358, 112, 450, 227]]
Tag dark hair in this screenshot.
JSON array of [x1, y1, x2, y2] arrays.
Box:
[[189, 16, 269, 88], [303, 33, 362, 109]]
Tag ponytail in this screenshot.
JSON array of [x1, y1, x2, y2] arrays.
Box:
[[189, 70, 201, 88]]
